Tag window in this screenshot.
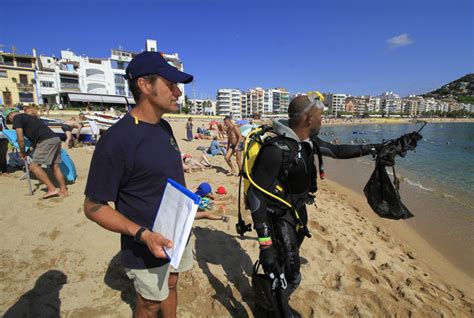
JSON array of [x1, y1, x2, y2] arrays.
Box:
[[115, 87, 126, 95], [116, 61, 128, 70], [19, 74, 28, 85], [0, 70, 6, 77], [41, 81, 54, 88], [19, 92, 34, 103], [114, 74, 125, 84]]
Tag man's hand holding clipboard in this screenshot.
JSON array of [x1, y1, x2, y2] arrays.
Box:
[[141, 230, 174, 259]]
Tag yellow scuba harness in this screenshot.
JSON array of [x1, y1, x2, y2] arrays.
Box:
[[236, 125, 316, 238]]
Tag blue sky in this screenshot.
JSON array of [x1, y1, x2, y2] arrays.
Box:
[[1, 0, 473, 99]]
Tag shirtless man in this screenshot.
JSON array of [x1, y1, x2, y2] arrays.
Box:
[[223, 116, 243, 176]]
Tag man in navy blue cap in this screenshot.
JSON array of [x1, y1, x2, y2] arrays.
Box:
[[84, 51, 193, 318]]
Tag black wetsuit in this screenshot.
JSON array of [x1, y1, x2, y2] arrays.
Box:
[[247, 119, 376, 316]]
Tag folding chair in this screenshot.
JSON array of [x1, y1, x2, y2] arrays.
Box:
[[1, 130, 33, 195]]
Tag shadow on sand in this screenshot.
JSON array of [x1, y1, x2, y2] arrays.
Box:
[[194, 226, 255, 317], [4, 270, 67, 318], [103, 253, 136, 314]]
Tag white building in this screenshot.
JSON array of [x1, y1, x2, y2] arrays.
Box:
[[216, 88, 241, 116], [247, 87, 265, 116], [109, 48, 135, 99], [379, 91, 402, 115], [241, 93, 249, 117], [33, 39, 188, 108], [326, 93, 347, 115], [265, 88, 290, 114], [36, 55, 60, 105]]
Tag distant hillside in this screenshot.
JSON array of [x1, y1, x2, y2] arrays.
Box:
[[422, 73, 474, 103]]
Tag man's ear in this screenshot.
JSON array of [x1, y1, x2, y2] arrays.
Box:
[[137, 78, 151, 95]]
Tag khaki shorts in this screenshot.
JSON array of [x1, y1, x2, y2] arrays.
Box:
[[125, 240, 194, 301], [32, 137, 62, 165]]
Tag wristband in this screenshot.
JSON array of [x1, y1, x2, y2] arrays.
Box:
[[258, 236, 272, 246], [134, 227, 148, 244]]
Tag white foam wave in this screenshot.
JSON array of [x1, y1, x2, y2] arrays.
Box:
[[404, 178, 434, 192]]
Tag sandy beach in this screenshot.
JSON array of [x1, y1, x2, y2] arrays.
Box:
[[0, 117, 472, 317]]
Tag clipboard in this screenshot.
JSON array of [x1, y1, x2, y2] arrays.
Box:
[[152, 178, 200, 269]]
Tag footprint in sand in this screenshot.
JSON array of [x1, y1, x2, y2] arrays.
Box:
[[350, 264, 379, 284], [308, 220, 330, 235], [368, 250, 376, 260]]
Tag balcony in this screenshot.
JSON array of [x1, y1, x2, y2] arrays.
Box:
[[16, 83, 34, 91], [60, 82, 80, 90], [17, 61, 33, 68]]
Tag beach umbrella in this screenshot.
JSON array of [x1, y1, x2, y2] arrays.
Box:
[[239, 124, 258, 137], [235, 119, 249, 125]]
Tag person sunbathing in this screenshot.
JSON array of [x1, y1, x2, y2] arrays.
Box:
[[181, 153, 212, 172]]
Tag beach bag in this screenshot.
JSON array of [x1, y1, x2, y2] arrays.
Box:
[[60, 149, 77, 183], [252, 261, 282, 317]]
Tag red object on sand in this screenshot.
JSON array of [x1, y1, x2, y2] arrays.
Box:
[[217, 186, 227, 194]]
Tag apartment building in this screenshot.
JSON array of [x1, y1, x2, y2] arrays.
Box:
[[0, 50, 38, 106], [325, 93, 347, 115], [379, 91, 402, 115], [241, 93, 249, 117], [265, 88, 289, 114], [247, 87, 265, 116], [36, 55, 60, 105], [109, 48, 135, 98], [216, 88, 241, 116], [0, 39, 187, 109], [189, 99, 215, 115]]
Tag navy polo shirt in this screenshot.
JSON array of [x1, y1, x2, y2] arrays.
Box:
[[85, 113, 185, 269]]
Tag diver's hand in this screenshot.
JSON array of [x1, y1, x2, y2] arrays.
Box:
[[368, 143, 383, 156], [360, 143, 383, 157], [259, 245, 281, 277], [397, 131, 423, 154]]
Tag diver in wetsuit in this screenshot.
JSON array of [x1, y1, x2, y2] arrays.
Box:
[[247, 95, 383, 317]]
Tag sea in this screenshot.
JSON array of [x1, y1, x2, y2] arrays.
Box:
[[318, 121, 474, 274]]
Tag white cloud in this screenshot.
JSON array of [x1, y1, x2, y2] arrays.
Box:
[[386, 33, 414, 49]]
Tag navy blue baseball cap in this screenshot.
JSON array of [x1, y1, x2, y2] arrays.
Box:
[[124, 51, 193, 84]]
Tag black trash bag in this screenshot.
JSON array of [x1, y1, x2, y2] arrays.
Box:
[[364, 164, 414, 219], [363, 131, 422, 220], [252, 261, 282, 318]]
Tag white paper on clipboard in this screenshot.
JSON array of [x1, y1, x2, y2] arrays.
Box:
[[152, 178, 200, 269]]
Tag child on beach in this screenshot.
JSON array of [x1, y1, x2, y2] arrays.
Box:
[[194, 182, 229, 222]]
